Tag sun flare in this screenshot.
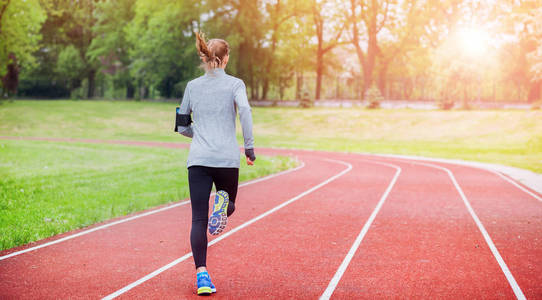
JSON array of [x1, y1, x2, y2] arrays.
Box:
[[457, 27, 490, 57]]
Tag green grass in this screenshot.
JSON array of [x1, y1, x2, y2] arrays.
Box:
[[1, 100, 540, 249], [251, 108, 542, 173], [0, 139, 297, 250], [1, 100, 540, 172]]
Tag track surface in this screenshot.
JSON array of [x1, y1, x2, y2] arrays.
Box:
[[0, 137, 541, 299]]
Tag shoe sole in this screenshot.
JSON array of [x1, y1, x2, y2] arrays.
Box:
[[208, 190, 229, 235], [197, 286, 212, 295]]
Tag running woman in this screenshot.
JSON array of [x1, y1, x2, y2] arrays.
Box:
[[176, 32, 256, 295]]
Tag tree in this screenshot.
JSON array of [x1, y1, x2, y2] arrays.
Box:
[[374, 0, 428, 94], [349, 0, 383, 95], [126, 0, 201, 98], [204, 0, 267, 99], [1, 52, 18, 96], [525, 7, 542, 101], [529, 8, 542, 84], [0, 0, 45, 94], [34, 0, 101, 98], [259, 0, 296, 100], [349, 0, 433, 98], [88, 0, 137, 98], [494, 0, 541, 102], [56, 45, 85, 92], [312, 0, 347, 99]]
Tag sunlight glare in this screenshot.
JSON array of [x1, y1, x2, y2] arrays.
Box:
[[457, 27, 490, 57]]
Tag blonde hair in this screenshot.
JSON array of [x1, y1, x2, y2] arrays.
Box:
[[195, 32, 230, 71]]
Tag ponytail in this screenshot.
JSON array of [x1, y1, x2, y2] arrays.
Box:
[[195, 32, 229, 71]]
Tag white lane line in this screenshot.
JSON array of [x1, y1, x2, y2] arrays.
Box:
[[0, 162, 305, 261], [320, 160, 401, 300], [412, 161, 526, 300], [491, 171, 542, 203], [367, 152, 542, 203], [102, 158, 352, 300]]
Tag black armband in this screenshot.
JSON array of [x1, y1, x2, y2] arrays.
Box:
[[174, 112, 192, 132], [176, 114, 192, 126]]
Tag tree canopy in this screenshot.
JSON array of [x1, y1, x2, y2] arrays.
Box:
[[2, 0, 541, 103]]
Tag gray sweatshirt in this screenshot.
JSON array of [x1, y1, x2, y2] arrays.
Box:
[[177, 68, 254, 168]]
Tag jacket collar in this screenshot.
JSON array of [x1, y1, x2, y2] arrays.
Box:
[[205, 68, 225, 77]]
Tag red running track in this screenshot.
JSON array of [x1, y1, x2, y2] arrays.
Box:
[[0, 137, 540, 299]]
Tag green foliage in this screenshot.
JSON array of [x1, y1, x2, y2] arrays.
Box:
[[56, 45, 85, 83], [125, 0, 201, 98], [0, 0, 46, 77], [41, 0, 101, 97], [5, 0, 542, 102], [87, 0, 137, 98]]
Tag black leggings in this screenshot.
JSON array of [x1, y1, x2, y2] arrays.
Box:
[[188, 166, 239, 269]]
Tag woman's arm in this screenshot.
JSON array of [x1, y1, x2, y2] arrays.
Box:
[[234, 80, 255, 162], [178, 84, 194, 138]]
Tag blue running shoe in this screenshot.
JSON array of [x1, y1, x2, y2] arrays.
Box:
[[196, 271, 215, 295], [208, 190, 229, 235]]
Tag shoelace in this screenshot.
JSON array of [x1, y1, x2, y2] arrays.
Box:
[[197, 273, 210, 282]]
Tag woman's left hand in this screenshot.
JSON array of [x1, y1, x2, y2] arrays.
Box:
[[245, 148, 256, 165]]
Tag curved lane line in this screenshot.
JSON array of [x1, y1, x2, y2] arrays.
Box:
[[406, 161, 526, 300], [102, 158, 353, 300], [490, 171, 542, 203], [320, 159, 401, 300], [367, 152, 542, 203], [0, 162, 306, 261]]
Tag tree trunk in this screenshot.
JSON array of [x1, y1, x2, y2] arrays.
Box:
[[296, 72, 303, 100], [2, 53, 19, 95], [261, 80, 269, 100], [463, 86, 469, 108], [336, 76, 340, 99], [527, 80, 540, 103], [364, 0, 378, 92], [492, 80, 496, 101], [421, 77, 426, 100], [279, 80, 285, 100], [315, 49, 323, 100], [126, 81, 135, 99], [350, 0, 367, 100], [250, 73, 257, 100], [0, 0, 11, 35], [87, 69, 95, 98], [260, 0, 284, 100], [378, 63, 388, 97]]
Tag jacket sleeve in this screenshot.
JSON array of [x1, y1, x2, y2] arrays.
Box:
[[233, 80, 254, 149], [178, 84, 193, 138]]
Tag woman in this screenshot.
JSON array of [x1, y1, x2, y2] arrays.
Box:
[[177, 32, 256, 295]]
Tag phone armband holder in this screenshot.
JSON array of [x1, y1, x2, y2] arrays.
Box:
[[174, 107, 192, 132]]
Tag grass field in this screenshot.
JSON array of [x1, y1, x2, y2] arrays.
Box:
[[1, 100, 540, 172], [0, 139, 297, 250], [1, 100, 540, 250]]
